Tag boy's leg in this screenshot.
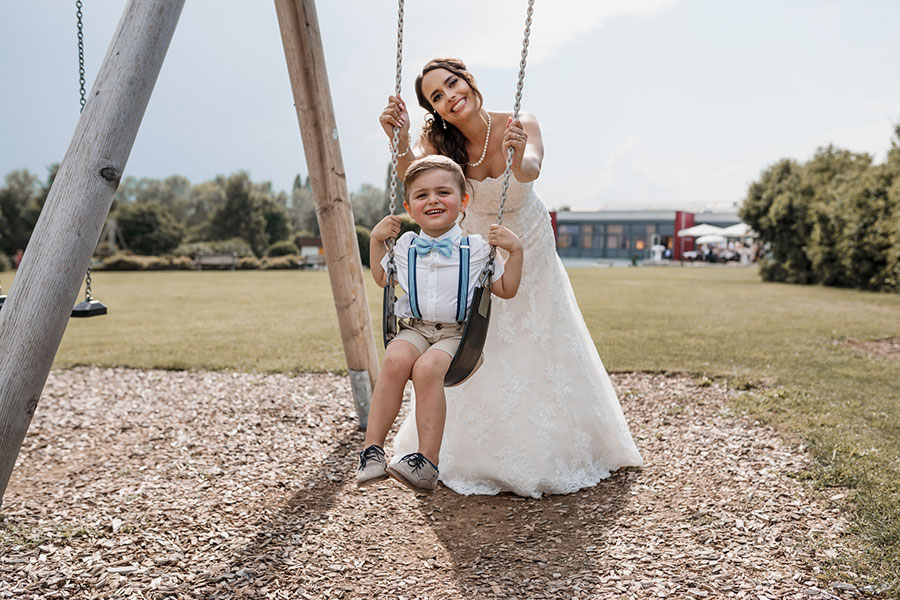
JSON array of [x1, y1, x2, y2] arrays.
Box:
[[363, 340, 420, 449], [409, 348, 454, 466]]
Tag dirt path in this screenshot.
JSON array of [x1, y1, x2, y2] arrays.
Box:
[[1, 368, 854, 599]]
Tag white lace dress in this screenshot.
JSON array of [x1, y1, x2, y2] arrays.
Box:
[[390, 176, 643, 498]]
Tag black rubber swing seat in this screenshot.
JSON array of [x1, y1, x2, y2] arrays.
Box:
[[383, 272, 399, 347], [382, 274, 492, 388], [72, 298, 108, 318], [443, 283, 491, 387]]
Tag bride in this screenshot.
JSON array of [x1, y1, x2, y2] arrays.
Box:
[[378, 57, 642, 498]]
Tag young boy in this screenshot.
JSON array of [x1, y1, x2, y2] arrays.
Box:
[[357, 155, 523, 493]]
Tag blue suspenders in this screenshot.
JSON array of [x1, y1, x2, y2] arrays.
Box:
[[407, 243, 422, 319], [456, 238, 470, 322], [407, 236, 470, 322]]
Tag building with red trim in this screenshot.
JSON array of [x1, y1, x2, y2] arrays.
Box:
[[551, 210, 740, 260]]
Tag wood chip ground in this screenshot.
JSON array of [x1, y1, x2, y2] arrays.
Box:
[[0, 369, 865, 599]]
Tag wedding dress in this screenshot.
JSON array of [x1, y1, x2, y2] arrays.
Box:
[[390, 176, 643, 498]]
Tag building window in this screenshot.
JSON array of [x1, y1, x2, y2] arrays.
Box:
[[592, 224, 605, 250], [607, 224, 623, 249], [581, 224, 593, 248], [633, 224, 655, 251], [557, 224, 580, 249]]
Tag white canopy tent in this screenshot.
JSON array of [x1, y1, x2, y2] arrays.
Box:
[[676, 223, 725, 238], [695, 234, 727, 245], [720, 222, 757, 238]]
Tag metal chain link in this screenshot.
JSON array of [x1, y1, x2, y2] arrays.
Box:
[[76, 0, 93, 300], [386, 0, 405, 275], [77, 0, 86, 114], [491, 0, 535, 263], [84, 266, 93, 299]]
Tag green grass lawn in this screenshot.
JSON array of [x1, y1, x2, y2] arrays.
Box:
[[7, 266, 900, 587]]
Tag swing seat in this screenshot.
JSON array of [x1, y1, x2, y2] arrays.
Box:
[[444, 282, 491, 387], [382, 280, 398, 348], [72, 299, 107, 318], [381, 277, 492, 386]]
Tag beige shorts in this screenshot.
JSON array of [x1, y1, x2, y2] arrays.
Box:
[[389, 319, 463, 357]]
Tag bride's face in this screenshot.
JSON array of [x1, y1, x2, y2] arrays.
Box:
[[421, 67, 480, 126]]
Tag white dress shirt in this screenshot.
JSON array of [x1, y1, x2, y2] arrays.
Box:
[[381, 224, 505, 323]]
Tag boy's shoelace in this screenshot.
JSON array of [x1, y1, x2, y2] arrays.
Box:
[[358, 446, 384, 470], [401, 452, 435, 474]]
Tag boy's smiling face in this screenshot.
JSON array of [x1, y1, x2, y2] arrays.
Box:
[[404, 169, 468, 238]]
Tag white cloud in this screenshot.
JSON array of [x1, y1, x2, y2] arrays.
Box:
[[402, 0, 681, 70], [583, 137, 749, 212]]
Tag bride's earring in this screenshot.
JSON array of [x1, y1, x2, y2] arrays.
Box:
[[442, 118, 447, 130]]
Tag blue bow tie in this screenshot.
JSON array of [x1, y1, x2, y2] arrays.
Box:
[[413, 237, 453, 258]]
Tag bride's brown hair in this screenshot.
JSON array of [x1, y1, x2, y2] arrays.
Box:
[[414, 58, 484, 175]]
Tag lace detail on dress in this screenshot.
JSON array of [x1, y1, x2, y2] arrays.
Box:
[[390, 177, 643, 498]]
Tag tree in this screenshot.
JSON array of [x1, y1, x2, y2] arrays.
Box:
[[352, 183, 389, 230], [0, 170, 42, 256], [805, 146, 872, 287], [186, 179, 227, 240], [114, 201, 185, 255], [261, 188, 291, 246], [834, 162, 900, 291], [741, 127, 900, 292], [740, 159, 815, 283], [288, 174, 319, 236], [208, 172, 279, 257], [356, 225, 371, 267]]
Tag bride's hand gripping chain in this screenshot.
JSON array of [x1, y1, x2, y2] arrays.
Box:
[[503, 115, 543, 183], [380, 95, 415, 169]]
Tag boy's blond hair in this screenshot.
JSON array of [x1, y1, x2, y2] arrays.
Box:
[[403, 155, 466, 201]]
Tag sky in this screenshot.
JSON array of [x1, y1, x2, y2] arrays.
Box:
[[1, 0, 898, 214]]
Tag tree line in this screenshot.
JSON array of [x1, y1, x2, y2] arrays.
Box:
[[740, 125, 900, 292], [0, 164, 410, 269]]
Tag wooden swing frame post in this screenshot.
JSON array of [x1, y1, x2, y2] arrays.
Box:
[[274, 0, 380, 428], [0, 0, 186, 506]]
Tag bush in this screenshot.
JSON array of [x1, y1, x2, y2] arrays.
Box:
[[168, 256, 195, 270], [96, 253, 196, 271], [267, 239, 300, 257], [210, 238, 255, 257], [356, 225, 371, 267], [98, 254, 160, 271], [115, 202, 185, 255], [237, 256, 262, 270], [262, 255, 301, 269], [740, 136, 900, 292], [172, 242, 214, 257]]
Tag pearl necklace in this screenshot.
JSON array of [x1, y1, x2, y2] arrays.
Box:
[[467, 111, 492, 167]]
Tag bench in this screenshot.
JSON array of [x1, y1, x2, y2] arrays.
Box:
[[194, 252, 238, 270]]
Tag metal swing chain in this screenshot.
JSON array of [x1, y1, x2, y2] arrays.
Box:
[[77, 1, 86, 113], [386, 0, 405, 276], [490, 0, 535, 265], [76, 0, 94, 302]]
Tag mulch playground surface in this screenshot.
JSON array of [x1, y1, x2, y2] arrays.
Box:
[[0, 368, 867, 599]]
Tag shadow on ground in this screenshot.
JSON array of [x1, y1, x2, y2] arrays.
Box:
[[417, 472, 635, 597]]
